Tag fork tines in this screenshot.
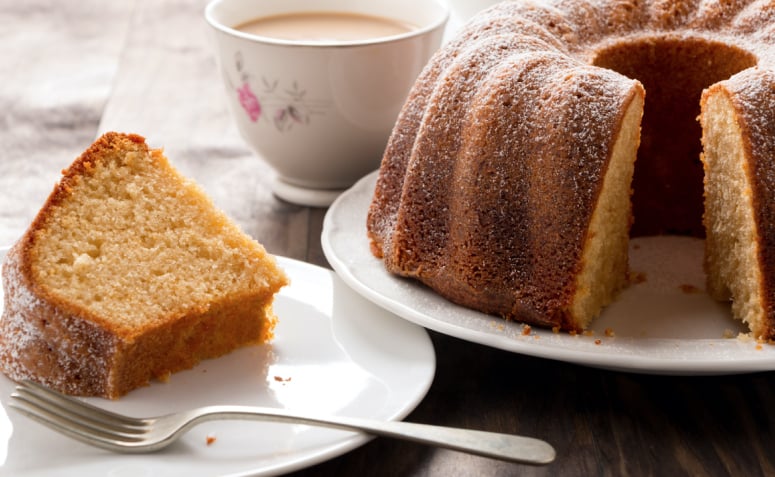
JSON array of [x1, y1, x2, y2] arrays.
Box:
[[9, 379, 147, 450]]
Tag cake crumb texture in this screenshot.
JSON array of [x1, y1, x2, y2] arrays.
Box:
[[701, 76, 775, 340]]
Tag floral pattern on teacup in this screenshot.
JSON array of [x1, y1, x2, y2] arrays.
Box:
[[226, 52, 330, 132], [236, 82, 261, 121]]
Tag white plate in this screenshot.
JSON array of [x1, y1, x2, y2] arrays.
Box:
[[321, 171, 775, 375], [0, 249, 435, 476]]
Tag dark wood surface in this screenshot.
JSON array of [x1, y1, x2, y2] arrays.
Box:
[[3, 1, 775, 475]]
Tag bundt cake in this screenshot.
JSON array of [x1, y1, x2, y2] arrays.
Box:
[[367, 0, 775, 337], [0, 132, 289, 398]]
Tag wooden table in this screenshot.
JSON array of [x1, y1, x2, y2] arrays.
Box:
[[3, 1, 775, 475]]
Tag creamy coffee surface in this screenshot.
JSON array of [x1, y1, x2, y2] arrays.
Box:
[[235, 11, 415, 41]]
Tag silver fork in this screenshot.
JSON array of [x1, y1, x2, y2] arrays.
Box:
[[9, 380, 555, 464]]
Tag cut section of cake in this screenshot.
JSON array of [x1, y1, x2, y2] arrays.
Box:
[[0, 132, 289, 398], [701, 75, 775, 340]]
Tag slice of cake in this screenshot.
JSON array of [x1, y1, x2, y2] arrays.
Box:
[[0, 132, 289, 398]]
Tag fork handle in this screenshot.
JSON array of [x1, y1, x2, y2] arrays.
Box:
[[185, 405, 555, 465]]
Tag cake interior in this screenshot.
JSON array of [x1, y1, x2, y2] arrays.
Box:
[[30, 145, 283, 339], [571, 91, 644, 326], [592, 36, 757, 237], [701, 91, 765, 337]]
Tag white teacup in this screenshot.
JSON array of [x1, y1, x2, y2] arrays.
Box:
[[205, 0, 448, 206]]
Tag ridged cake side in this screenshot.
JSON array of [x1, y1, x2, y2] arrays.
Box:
[[367, 0, 775, 334]]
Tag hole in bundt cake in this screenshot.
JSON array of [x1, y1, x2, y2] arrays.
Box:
[[592, 36, 757, 237]]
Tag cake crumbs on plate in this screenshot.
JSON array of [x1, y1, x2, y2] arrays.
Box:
[[736, 332, 753, 342], [678, 283, 702, 294], [273, 375, 292, 383], [594, 339, 602, 345], [729, 332, 775, 348], [756, 337, 770, 350], [521, 324, 532, 336], [206, 434, 217, 446], [629, 270, 647, 284], [604, 328, 615, 337]]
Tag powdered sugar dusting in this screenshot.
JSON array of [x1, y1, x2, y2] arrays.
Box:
[[1, 242, 114, 396], [2, 244, 44, 353], [367, 0, 775, 330]]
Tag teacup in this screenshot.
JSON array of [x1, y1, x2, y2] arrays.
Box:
[[205, 0, 448, 206]]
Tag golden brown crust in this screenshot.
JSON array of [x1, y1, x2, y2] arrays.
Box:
[[41, 132, 148, 218], [109, 293, 278, 397]]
